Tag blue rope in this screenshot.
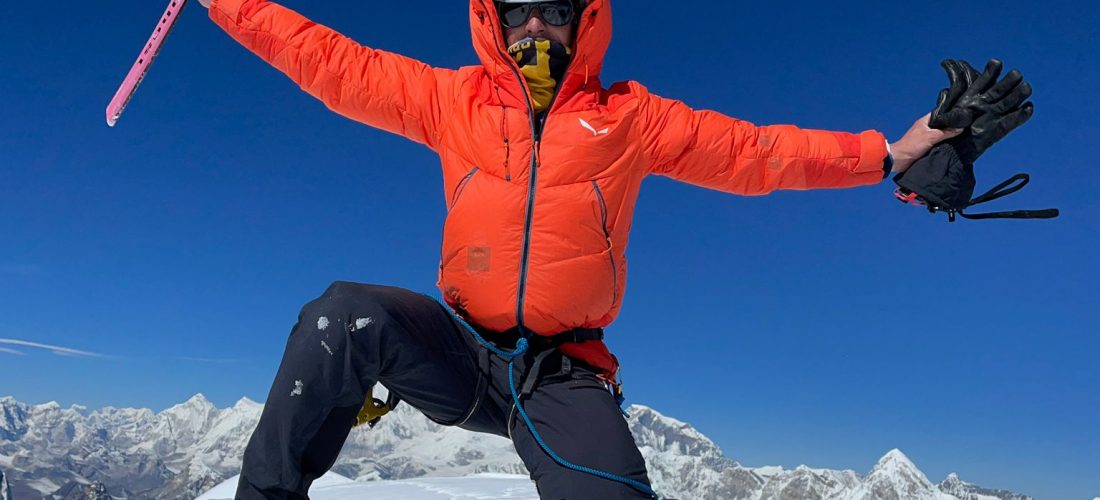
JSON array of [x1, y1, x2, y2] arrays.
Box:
[[436, 298, 659, 499]]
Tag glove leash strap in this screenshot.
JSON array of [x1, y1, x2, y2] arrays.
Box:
[[956, 173, 1060, 220]]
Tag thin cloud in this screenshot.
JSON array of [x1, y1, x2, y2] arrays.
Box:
[[0, 338, 110, 359], [0, 346, 26, 356]]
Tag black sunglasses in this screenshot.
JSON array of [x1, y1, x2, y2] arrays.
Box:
[[496, 1, 576, 29]]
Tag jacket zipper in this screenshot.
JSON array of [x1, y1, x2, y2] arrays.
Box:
[[482, 0, 583, 333], [591, 180, 617, 306], [501, 59, 572, 333], [515, 67, 574, 333]]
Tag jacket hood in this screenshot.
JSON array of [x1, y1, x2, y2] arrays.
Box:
[[469, 0, 612, 106]]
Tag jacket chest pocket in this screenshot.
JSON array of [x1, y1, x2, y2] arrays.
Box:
[[449, 167, 480, 210]]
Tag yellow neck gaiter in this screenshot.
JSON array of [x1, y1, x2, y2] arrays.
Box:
[[507, 37, 572, 113]]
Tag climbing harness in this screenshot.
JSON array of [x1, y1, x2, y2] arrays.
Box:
[[435, 297, 660, 499]]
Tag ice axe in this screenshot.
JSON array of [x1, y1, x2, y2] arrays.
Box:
[[105, 0, 188, 127]]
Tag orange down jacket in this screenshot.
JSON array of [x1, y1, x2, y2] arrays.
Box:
[[209, 0, 890, 379]]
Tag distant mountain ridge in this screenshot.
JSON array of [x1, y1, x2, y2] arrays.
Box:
[[0, 394, 1032, 499]]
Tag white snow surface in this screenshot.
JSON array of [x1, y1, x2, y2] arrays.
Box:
[[751, 465, 786, 478], [196, 472, 538, 500]]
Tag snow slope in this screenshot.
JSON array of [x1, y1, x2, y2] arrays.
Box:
[[196, 472, 538, 500]]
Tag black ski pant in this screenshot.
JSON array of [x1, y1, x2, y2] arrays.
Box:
[[235, 281, 653, 500]]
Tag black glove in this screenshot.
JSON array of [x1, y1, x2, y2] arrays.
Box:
[[953, 97, 1034, 166], [928, 58, 1035, 163], [929, 59, 981, 129], [930, 58, 1032, 131], [892, 58, 1056, 221]]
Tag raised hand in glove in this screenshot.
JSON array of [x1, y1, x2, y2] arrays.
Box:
[[929, 58, 1035, 162], [893, 58, 1055, 221]]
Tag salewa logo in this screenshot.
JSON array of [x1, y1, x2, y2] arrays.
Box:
[[579, 118, 609, 136]]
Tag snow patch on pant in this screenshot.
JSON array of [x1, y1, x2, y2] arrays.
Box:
[[350, 317, 373, 331]]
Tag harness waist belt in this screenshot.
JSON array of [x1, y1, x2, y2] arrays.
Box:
[[475, 325, 604, 350]]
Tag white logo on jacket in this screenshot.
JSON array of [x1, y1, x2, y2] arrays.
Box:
[[579, 118, 609, 136]]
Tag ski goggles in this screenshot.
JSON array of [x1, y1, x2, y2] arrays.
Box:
[[495, 1, 577, 29]]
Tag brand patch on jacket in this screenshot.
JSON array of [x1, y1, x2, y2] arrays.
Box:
[[467, 246, 491, 273], [579, 118, 609, 136]]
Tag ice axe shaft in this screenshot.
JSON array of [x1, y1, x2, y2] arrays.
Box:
[[106, 0, 188, 127]]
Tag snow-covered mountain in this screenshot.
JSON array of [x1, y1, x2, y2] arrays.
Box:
[[937, 473, 1032, 500], [0, 394, 1033, 500]]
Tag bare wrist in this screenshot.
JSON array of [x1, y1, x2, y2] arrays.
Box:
[[888, 142, 919, 173]]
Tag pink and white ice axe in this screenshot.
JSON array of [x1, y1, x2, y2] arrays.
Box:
[[106, 0, 189, 127]]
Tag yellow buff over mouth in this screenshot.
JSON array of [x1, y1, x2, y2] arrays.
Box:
[[507, 37, 572, 113]]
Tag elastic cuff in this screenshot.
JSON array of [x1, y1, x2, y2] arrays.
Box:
[[853, 130, 890, 177]]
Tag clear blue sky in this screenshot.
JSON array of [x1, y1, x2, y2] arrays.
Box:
[[2, 1, 1097, 498]]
